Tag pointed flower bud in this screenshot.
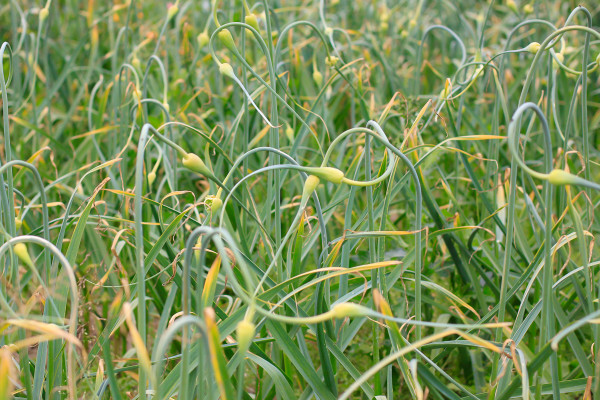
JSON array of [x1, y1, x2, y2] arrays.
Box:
[[526, 42, 541, 54], [131, 56, 141, 71], [313, 69, 323, 86], [236, 318, 256, 355], [245, 14, 260, 32], [331, 303, 367, 319], [147, 172, 157, 186], [197, 31, 210, 48], [219, 62, 235, 78], [301, 175, 320, 204], [167, 3, 179, 20], [285, 124, 294, 141], [546, 169, 581, 186], [14, 243, 33, 268], [302, 166, 344, 184], [218, 29, 237, 52], [182, 152, 211, 176], [523, 4, 533, 14], [40, 7, 49, 22]]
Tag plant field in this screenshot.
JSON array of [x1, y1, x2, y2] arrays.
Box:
[[1, 1, 600, 399]]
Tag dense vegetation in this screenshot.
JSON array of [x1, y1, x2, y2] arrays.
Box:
[[1, 0, 600, 399]]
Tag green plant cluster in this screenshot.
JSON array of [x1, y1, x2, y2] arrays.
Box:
[[0, 0, 600, 399]]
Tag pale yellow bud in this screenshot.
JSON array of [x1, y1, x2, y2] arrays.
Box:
[[219, 62, 235, 78], [546, 169, 579, 186], [313, 69, 323, 86], [197, 31, 210, 48], [148, 172, 156, 186], [182, 152, 211, 176], [526, 42, 541, 54], [245, 14, 260, 31], [39, 7, 49, 22], [218, 29, 237, 52], [303, 166, 344, 184], [331, 303, 366, 319], [302, 175, 320, 203], [285, 124, 294, 141], [167, 3, 179, 20], [14, 243, 33, 268], [236, 319, 256, 355]]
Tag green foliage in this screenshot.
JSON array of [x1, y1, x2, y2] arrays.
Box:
[[0, 0, 599, 399]]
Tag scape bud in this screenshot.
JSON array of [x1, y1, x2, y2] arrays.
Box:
[[39, 7, 49, 22], [182, 152, 211, 176], [236, 319, 256, 355], [313, 69, 323, 86], [302, 175, 320, 203], [303, 166, 344, 184], [14, 243, 34, 268], [331, 303, 366, 319], [526, 42, 541, 54], [167, 3, 179, 20], [219, 62, 235, 78], [197, 31, 210, 48], [245, 14, 260, 32], [218, 29, 237, 52]]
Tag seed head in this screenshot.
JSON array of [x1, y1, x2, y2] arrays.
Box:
[[325, 56, 339, 67]]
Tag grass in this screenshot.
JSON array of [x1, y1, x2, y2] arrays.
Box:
[[1, 0, 600, 399]]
